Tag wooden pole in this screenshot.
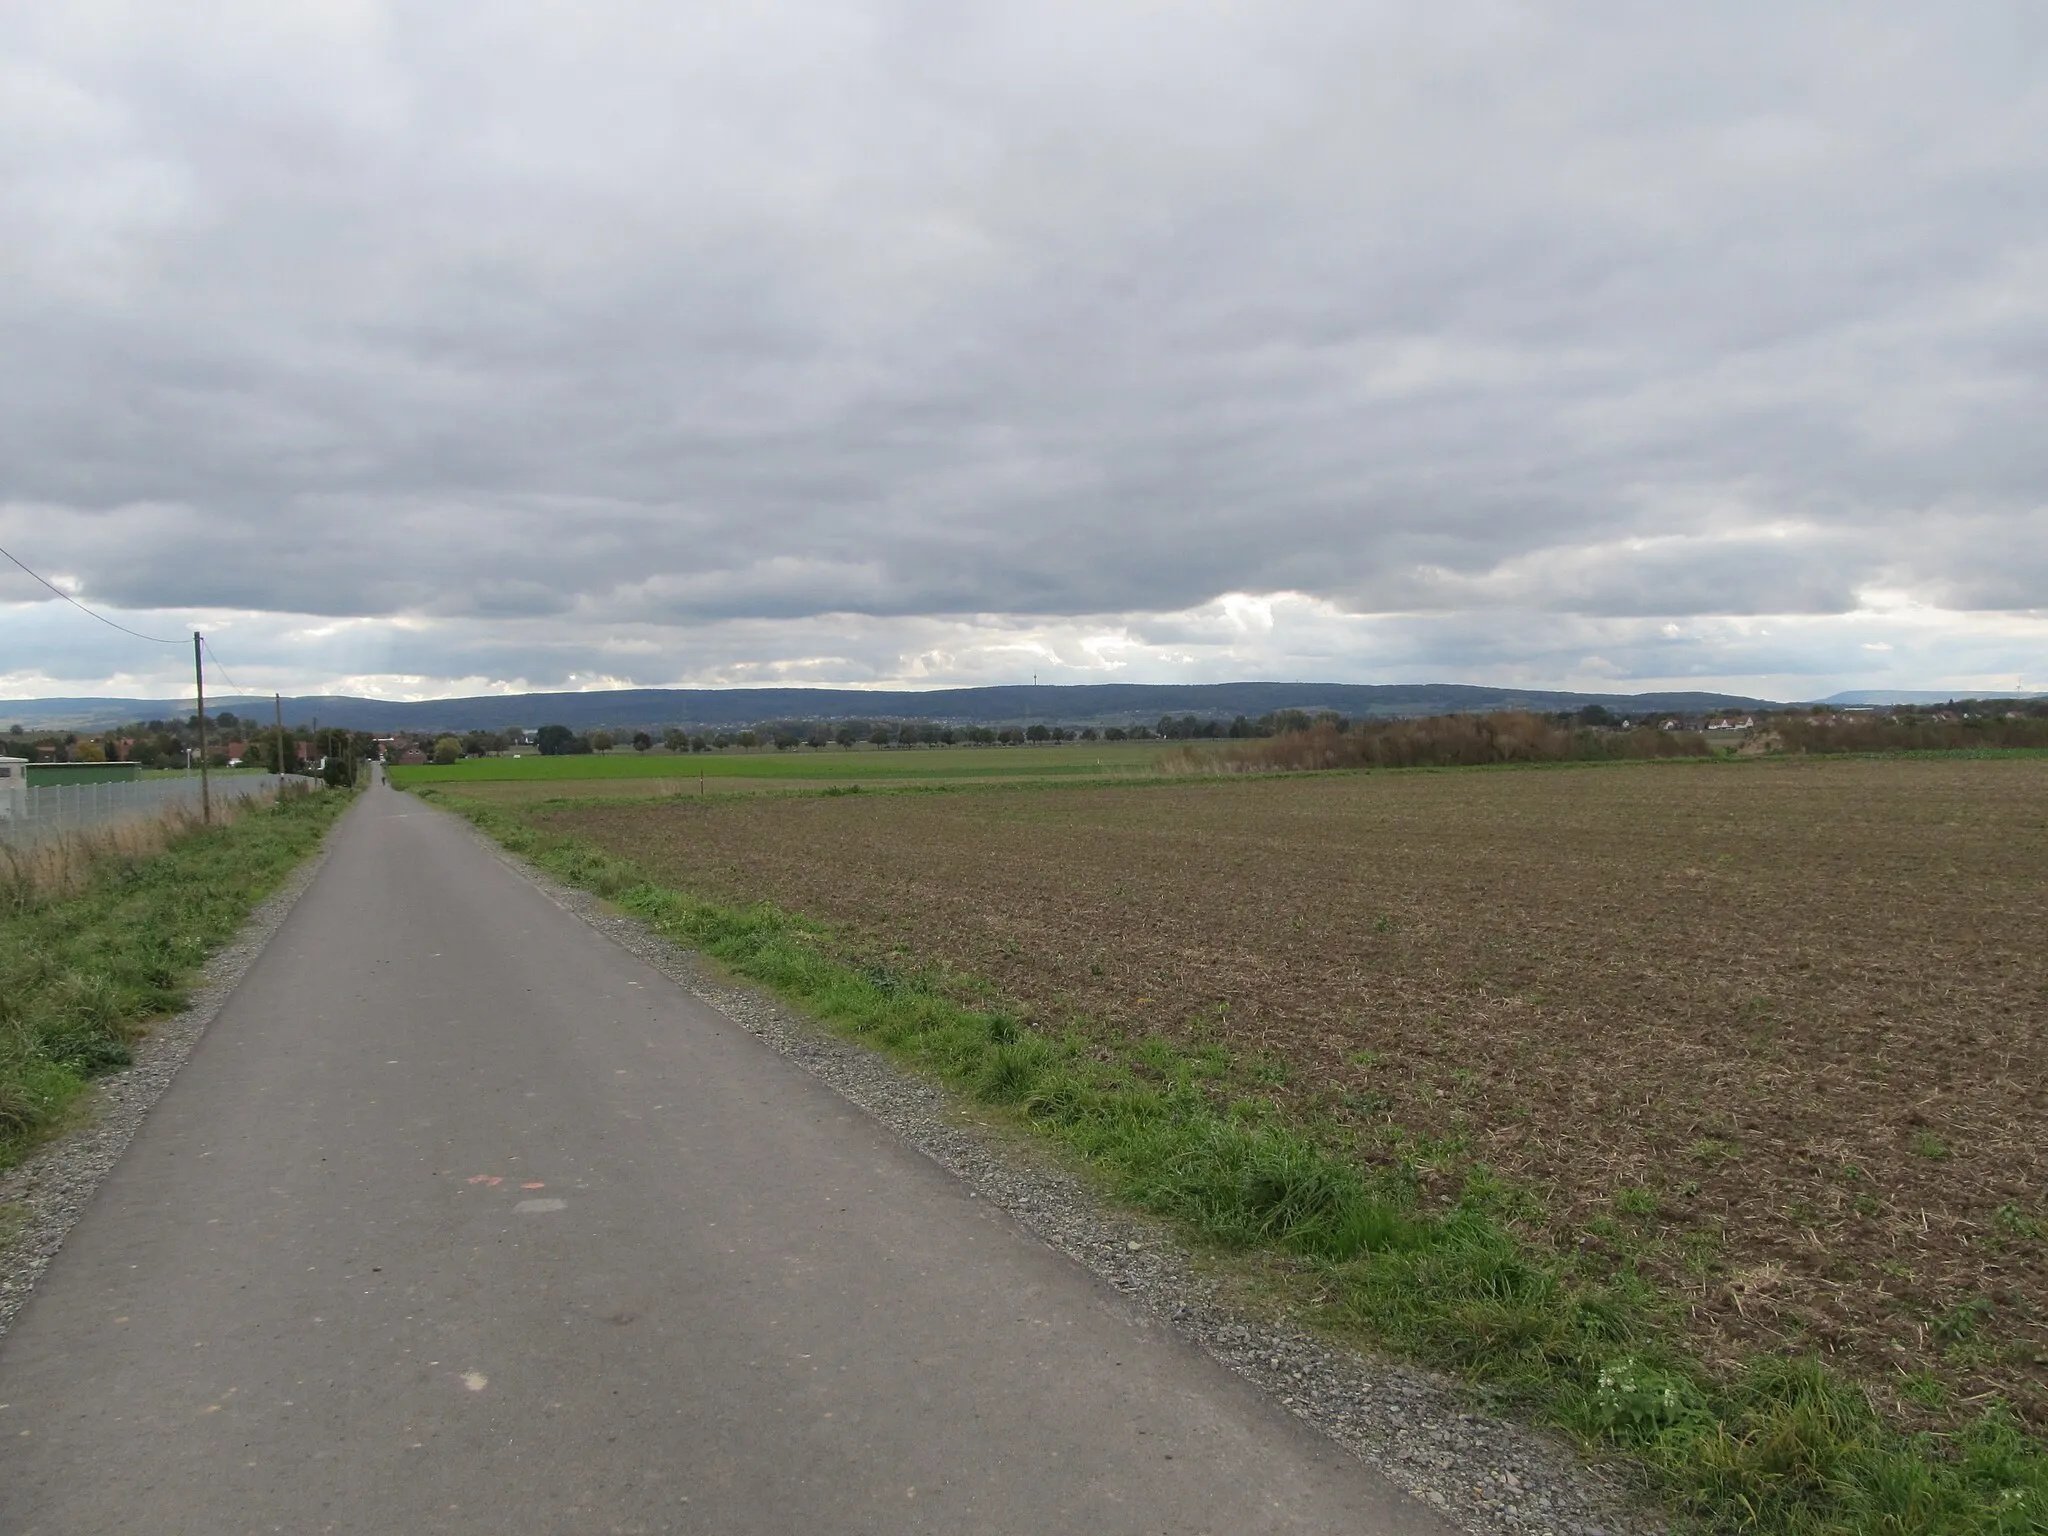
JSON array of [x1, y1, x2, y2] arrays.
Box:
[[274, 692, 286, 789], [194, 632, 212, 824]]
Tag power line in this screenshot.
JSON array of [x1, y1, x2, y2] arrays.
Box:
[[199, 634, 255, 698], [0, 541, 187, 646]]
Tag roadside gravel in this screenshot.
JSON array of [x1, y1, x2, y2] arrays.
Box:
[[0, 839, 334, 1341], [487, 830, 1667, 1536]]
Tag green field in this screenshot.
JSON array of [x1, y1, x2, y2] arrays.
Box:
[[387, 741, 1190, 800]]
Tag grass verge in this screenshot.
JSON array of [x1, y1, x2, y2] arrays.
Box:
[[0, 789, 350, 1170], [426, 786, 2048, 1535]]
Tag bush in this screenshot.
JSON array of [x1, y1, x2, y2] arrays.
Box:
[[1219, 713, 1711, 773], [1776, 712, 2048, 754]]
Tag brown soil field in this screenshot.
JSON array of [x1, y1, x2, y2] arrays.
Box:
[[533, 756, 2048, 1424]]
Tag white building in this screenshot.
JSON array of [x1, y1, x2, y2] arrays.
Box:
[[0, 756, 25, 822]]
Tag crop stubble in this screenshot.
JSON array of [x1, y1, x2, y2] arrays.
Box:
[[537, 756, 2048, 1423]]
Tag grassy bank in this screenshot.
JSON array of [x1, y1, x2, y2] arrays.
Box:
[[0, 790, 349, 1169], [424, 784, 2046, 1536]]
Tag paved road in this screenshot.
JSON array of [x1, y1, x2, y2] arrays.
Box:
[[0, 779, 1445, 1534]]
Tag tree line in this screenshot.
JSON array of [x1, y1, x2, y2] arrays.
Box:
[[513, 720, 1159, 756], [404, 695, 2048, 765], [6, 716, 374, 785]]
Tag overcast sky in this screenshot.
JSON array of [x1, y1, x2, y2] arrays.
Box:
[[3, 3, 2043, 702]]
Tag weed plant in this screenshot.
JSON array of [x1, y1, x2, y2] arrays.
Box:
[[0, 790, 348, 1169], [428, 787, 2048, 1536]]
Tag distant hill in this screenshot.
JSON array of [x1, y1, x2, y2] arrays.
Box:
[[1818, 689, 2043, 706], [1, 681, 1779, 734]]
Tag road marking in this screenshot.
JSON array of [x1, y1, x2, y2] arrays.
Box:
[[515, 1198, 567, 1213]]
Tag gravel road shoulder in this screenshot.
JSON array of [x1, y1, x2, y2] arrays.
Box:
[[472, 821, 1668, 1536]]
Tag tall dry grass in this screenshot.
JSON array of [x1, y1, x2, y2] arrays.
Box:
[[1166, 712, 1712, 774], [0, 788, 279, 913]]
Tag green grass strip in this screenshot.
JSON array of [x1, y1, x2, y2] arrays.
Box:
[[428, 787, 2048, 1536], [0, 791, 351, 1169]]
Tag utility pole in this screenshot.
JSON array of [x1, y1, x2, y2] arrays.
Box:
[[194, 632, 212, 824], [274, 692, 286, 788]]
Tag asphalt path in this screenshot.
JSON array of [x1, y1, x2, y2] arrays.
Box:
[[0, 777, 1447, 1534]]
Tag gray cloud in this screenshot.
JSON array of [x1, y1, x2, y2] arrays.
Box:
[[2, 2, 2044, 697]]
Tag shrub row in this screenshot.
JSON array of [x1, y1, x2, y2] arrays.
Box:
[[1212, 713, 1712, 773]]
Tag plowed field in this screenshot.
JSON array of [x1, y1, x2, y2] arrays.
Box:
[[535, 755, 2048, 1424]]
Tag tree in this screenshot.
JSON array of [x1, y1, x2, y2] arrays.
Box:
[[74, 740, 108, 762], [869, 726, 893, 747], [632, 731, 653, 752], [432, 736, 460, 766], [662, 729, 689, 751], [591, 730, 616, 752], [1104, 726, 1127, 741], [836, 725, 862, 748], [1026, 723, 1051, 742], [535, 724, 578, 756], [735, 731, 758, 749]]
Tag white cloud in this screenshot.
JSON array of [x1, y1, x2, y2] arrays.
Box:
[[2, 3, 2044, 698], [5, 588, 2044, 704]]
